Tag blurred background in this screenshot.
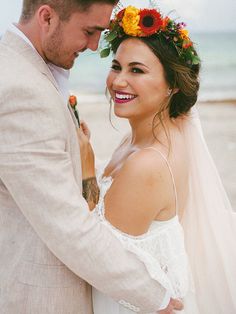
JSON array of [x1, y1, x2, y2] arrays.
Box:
[[1, 0, 235, 207]]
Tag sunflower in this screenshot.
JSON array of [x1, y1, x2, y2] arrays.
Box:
[[139, 9, 163, 36]]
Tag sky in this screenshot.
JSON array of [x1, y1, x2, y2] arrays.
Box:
[[0, 0, 236, 34]]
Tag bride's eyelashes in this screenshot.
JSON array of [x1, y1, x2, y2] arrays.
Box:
[[110, 64, 145, 74], [131, 67, 144, 74], [111, 64, 121, 71]]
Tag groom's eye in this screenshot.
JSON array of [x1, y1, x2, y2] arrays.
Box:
[[85, 30, 94, 36]]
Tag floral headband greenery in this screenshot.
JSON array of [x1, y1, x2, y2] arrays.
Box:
[[100, 5, 200, 67]]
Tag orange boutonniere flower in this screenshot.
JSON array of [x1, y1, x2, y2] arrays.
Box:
[[69, 95, 80, 127], [69, 95, 77, 107]]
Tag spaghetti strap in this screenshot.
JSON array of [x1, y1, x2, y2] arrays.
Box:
[[144, 147, 179, 216]]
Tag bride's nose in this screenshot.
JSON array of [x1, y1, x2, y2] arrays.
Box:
[[112, 72, 128, 89]]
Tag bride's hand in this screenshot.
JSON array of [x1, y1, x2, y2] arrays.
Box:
[[80, 120, 91, 140], [77, 121, 95, 179], [158, 298, 183, 313]]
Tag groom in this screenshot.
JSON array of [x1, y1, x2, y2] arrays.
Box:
[[0, 1, 182, 313]]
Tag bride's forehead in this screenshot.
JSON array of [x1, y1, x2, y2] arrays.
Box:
[[117, 38, 149, 51], [115, 39, 160, 66]]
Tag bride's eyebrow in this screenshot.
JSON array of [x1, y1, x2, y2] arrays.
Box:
[[112, 59, 120, 64], [129, 62, 149, 69], [112, 59, 149, 69]]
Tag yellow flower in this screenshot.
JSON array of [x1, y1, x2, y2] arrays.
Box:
[[122, 6, 141, 36], [179, 29, 189, 40]]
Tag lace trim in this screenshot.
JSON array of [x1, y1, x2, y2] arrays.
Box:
[[94, 167, 191, 298]]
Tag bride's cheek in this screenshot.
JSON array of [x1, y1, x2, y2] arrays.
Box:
[[106, 72, 114, 90]]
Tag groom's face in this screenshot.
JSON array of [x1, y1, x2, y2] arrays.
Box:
[[42, 3, 113, 69]]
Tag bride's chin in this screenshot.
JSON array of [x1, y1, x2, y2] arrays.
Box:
[[113, 109, 130, 119]]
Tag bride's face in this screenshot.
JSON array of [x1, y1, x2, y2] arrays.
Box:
[[106, 38, 170, 120]]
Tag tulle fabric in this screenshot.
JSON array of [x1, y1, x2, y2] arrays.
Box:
[[93, 107, 236, 313], [181, 107, 236, 313]]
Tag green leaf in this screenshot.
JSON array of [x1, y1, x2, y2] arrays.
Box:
[[105, 31, 118, 42], [100, 48, 111, 58], [192, 55, 201, 65], [185, 49, 193, 59]]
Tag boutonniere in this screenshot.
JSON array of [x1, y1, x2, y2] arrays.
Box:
[[69, 94, 80, 127]]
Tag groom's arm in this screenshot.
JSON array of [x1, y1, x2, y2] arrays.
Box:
[[0, 87, 170, 313]]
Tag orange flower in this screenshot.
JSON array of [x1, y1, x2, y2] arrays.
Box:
[[162, 16, 170, 30], [122, 6, 141, 36], [183, 41, 193, 49], [69, 95, 77, 107], [179, 29, 189, 40]]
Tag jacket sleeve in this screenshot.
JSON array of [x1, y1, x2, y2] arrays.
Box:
[[0, 85, 167, 313]]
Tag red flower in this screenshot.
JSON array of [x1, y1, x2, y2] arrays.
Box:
[[117, 8, 125, 20], [182, 41, 193, 49], [139, 9, 163, 36], [162, 16, 170, 30]]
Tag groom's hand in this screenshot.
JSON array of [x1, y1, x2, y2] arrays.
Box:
[[157, 298, 183, 313]]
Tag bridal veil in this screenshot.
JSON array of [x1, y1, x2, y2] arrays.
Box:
[[181, 106, 236, 313]]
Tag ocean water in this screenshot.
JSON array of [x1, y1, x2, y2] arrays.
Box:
[[69, 32, 236, 102]]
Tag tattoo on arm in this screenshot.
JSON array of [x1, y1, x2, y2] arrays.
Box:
[[82, 177, 100, 209]]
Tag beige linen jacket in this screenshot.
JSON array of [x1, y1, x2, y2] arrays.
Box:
[[0, 31, 166, 314]]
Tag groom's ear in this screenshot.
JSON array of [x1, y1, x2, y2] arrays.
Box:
[[37, 5, 58, 32]]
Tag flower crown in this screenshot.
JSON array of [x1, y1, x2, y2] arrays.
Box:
[[100, 5, 200, 67]]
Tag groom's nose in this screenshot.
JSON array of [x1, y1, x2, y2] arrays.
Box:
[[87, 33, 101, 51]]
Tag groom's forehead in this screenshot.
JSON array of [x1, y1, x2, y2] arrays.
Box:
[[75, 3, 113, 27]]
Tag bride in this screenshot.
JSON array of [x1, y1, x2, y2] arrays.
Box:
[[77, 5, 236, 314]]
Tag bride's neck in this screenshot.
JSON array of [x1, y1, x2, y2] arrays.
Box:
[[129, 114, 172, 148]]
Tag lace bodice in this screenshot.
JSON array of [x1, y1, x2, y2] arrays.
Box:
[[93, 154, 191, 298]]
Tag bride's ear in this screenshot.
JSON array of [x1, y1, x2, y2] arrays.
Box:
[[166, 87, 179, 97], [171, 87, 179, 95]]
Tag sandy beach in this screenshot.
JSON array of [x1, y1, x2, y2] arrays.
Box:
[[76, 97, 236, 209]]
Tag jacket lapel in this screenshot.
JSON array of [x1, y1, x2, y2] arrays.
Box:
[[1, 31, 60, 93], [1, 31, 80, 130]]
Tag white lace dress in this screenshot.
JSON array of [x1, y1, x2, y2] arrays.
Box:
[[92, 149, 199, 314]]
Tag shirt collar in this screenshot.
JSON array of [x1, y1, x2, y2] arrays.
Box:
[[8, 23, 35, 51], [8, 23, 70, 102]]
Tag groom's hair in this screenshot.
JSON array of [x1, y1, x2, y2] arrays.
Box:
[[20, 0, 117, 22]]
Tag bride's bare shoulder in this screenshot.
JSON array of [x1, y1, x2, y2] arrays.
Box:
[[103, 148, 174, 235]]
